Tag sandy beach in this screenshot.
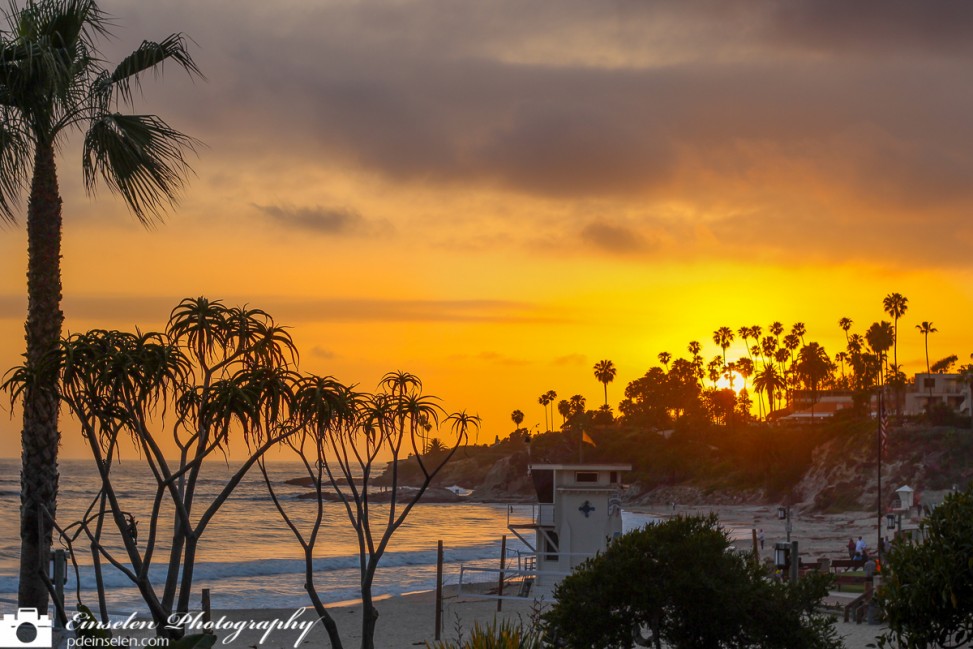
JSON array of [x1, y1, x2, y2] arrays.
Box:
[[91, 503, 890, 649], [160, 586, 885, 649]]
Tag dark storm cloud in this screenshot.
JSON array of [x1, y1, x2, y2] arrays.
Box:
[[764, 1, 973, 56], [100, 0, 973, 265]]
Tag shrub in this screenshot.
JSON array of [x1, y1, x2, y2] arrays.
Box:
[[876, 486, 973, 648], [426, 619, 542, 649], [542, 514, 840, 649]]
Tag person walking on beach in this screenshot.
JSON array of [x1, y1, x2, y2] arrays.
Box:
[[855, 536, 867, 560], [758, 529, 765, 550], [847, 538, 856, 560]]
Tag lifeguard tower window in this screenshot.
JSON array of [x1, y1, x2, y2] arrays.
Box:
[[575, 472, 599, 483]]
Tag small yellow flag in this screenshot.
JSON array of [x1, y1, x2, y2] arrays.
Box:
[[582, 431, 596, 447]]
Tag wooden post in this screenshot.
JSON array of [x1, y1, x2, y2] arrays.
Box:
[[435, 540, 444, 641], [53, 550, 66, 629], [497, 535, 507, 612], [789, 541, 799, 583], [202, 588, 211, 625]]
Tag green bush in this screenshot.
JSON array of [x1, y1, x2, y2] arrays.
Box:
[[542, 514, 840, 649], [426, 619, 542, 649], [877, 486, 973, 648]]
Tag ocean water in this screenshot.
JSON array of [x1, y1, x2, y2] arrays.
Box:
[[0, 459, 652, 614]]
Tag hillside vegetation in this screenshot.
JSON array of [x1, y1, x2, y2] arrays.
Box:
[[379, 416, 973, 512]]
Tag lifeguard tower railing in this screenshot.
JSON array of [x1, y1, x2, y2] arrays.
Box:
[[456, 548, 596, 601], [505, 504, 554, 552]]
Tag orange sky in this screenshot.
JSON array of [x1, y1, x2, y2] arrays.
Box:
[[2, 0, 973, 459]]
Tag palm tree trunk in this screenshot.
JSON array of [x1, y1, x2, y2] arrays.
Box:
[[603, 382, 608, 407], [20, 141, 64, 613]]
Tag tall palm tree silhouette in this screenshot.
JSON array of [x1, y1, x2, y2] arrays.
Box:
[[545, 389, 558, 430], [713, 326, 734, 366], [593, 360, 617, 407], [883, 293, 909, 374], [538, 394, 550, 431], [839, 317, 853, 344], [0, 0, 200, 610], [916, 321, 937, 373]]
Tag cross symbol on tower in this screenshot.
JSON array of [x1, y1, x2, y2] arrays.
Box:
[[579, 500, 595, 518]]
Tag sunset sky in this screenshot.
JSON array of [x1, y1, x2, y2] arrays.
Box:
[[2, 0, 973, 459]]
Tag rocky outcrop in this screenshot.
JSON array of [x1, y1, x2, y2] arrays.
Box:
[[468, 455, 535, 502]]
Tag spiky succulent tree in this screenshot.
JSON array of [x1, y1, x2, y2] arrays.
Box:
[[4, 298, 297, 631]]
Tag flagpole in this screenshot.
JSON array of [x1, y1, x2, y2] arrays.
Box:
[[877, 391, 883, 562]]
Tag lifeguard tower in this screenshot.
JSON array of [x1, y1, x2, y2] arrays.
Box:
[[508, 463, 630, 589]]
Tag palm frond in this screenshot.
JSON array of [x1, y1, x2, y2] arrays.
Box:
[[0, 107, 30, 221], [82, 112, 197, 223], [95, 33, 201, 107]]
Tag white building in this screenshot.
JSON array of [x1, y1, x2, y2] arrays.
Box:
[[904, 373, 971, 417]]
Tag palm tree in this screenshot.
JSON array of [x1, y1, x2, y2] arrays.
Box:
[[737, 326, 752, 359], [916, 321, 937, 373], [545, 389, 557, 430], [688, 341, 703, 384], [510, 409, 525, 432], [557, 399, 570, 426], [658, 351, 672, 371], [713, 326, 734, 366], [883, 292, 909, 373], [791, 322, 806, 347], [795, 343, 832, 420], [538, 394, 550, 431], [568, 394, 586, 417], [593, 360, 617, 407], [866, 321, 895, 385], [753, 365, 786, 416], [839, 317, 853, 344], [736, 356, 756, 415], [0, 0, 200, 611]]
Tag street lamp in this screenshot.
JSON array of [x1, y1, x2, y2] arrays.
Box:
[[886, 514, 896, 530], [777, 506, 792, 543]]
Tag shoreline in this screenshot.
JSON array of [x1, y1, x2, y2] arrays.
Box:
[[46, 503, 894, 648]]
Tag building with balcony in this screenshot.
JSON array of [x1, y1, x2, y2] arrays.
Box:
[[904, 373, 971, 417]]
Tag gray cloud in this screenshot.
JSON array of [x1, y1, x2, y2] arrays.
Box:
[[580, 221, 649, 254], [252, 203, 389, 237], [552, 354, 586, 367], [95, 0, 973, 267]]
